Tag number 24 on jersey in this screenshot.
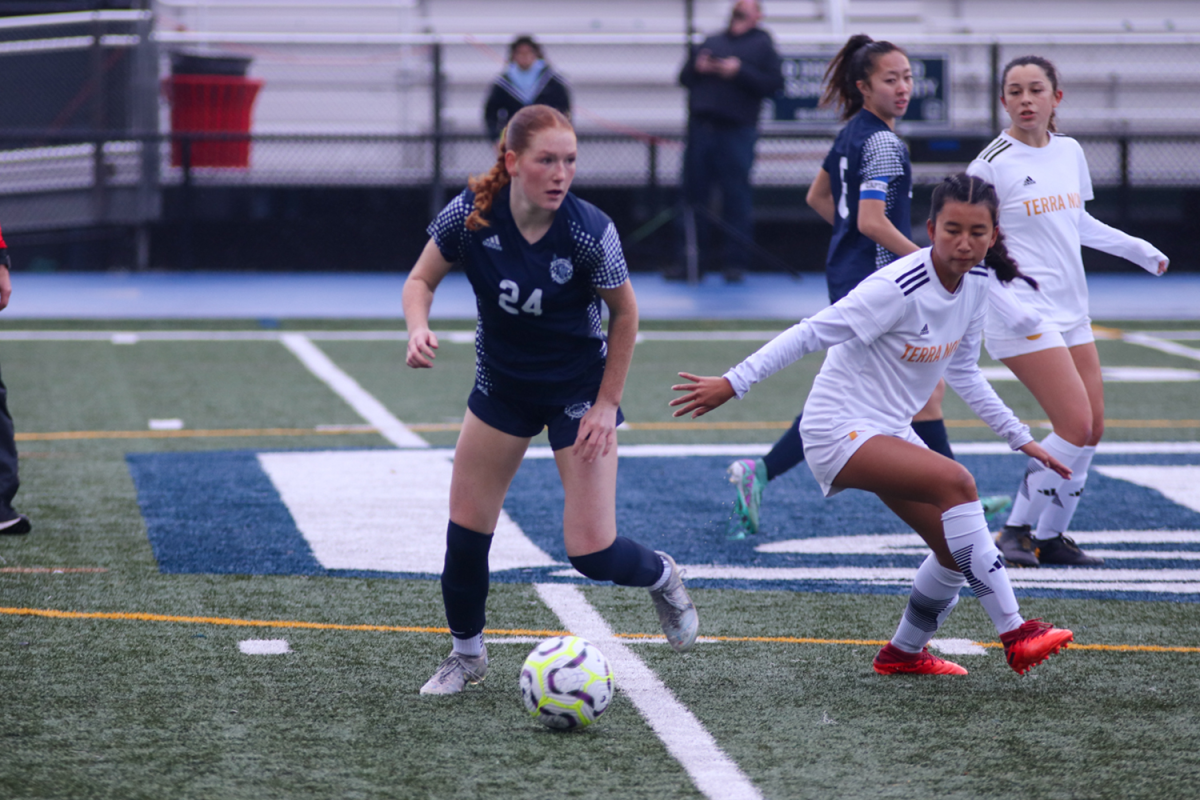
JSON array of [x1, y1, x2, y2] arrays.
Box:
[[498, 279, 543, 316]]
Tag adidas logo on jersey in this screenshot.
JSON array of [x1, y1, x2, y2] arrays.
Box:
[[483, 235, 502, 251], [1023, 176, 1036, 186], [919, 324, 930, 336]]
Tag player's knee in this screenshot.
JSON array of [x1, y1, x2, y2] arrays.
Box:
[[1056, 415, 1092, 447], [941, 464, 977, 507]]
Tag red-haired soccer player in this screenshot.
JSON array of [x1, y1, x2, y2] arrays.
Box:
[[405, 105, 698, 695]]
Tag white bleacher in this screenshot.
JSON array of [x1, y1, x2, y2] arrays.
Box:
[[151, 0, 1200, 138]]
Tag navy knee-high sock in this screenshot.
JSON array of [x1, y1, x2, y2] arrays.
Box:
[[762, 413, 805, 481], [441, 521, 493, 640], [912, 419, 955, 460], [569, 536, 665, 587]]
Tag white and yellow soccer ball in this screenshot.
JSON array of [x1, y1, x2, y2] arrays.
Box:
[[519, 635, 614, 730]]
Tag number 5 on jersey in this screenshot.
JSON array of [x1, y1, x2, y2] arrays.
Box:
[[498, 279, 544, 316]]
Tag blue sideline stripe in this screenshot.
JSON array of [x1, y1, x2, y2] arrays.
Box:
[[127, 450, 324, 576]]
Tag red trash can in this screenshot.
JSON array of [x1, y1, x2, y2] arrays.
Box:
[[164, 73, 263, 168]]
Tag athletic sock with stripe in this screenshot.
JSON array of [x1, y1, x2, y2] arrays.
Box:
[[1033, 444, 1096, 540], [890, 553, 966, 653], [944, 501, 1023, 635], [1004, 433, 1084, 528]]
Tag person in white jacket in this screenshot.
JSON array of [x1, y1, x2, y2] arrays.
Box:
[[967, 55, 1169, 568], [671, 174, 1074, 677]]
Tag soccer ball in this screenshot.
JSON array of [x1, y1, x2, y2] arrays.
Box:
[[519, 635, 614, 730]]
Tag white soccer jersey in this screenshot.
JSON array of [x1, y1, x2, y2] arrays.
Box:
[[724, 249, 1033, 450], [967, 132, 1165, 337]]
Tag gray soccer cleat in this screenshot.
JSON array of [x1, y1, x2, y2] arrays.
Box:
[[995, 524, 1039, 567], [419, 645, 489, 695], [649, 552, 698, 653]]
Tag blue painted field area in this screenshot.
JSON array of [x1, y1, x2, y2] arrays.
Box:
[[129, 448, 1200, 602]]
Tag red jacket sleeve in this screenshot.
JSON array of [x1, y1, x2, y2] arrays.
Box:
[[0, 223, 6, 249]]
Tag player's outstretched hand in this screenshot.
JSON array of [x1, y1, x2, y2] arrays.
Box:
[[406, 329, 439, 368], [573, 401, 618, 463], [670, 372, 735, 419], [1157, 258, 1169, 276], [1019, 441, 1073, 480]]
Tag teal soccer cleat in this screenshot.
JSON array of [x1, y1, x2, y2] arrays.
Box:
[[726, 457, 767, 539]]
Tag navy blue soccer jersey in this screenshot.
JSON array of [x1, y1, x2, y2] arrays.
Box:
[[427, 186, 630, 404], [822, 109, 913, 303]]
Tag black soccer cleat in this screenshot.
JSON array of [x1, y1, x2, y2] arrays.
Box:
[[0, 514, 31, 536], [995, 524, 1038, 567], [1035, 534, 1104, 567]]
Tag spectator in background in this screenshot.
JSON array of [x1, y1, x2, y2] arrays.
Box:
[[484, 35, 572, 141], [676, 0, 783, 282], [0, 223, 30, 537]]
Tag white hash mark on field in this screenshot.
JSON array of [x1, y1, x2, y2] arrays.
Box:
[[280, 333, 429, 448], [929, 638, 989, 656], [239, 639, 291, 655], [535, 583, 763, 800]]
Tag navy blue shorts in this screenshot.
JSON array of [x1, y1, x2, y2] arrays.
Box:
[[467, 386, 625, 451]]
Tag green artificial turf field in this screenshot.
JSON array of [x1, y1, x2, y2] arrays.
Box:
[[1, 320, 1198, 799]]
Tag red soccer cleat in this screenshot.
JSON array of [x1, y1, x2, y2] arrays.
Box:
[[1000, 619, 1073, 675], [872, 642, 968, 676]]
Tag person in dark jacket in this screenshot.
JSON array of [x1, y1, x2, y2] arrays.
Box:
[[484, 35, 571, 141], [677, 0, 783, 282], [0, 223, 30, 537]]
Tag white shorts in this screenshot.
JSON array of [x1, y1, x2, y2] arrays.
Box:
[[984, 319, 1095, 361], [801, 423, 927, 498]]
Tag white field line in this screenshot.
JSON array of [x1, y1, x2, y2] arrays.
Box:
[[279, 333, 429, 448], [4, 328, 1198, 346], [511, 442, 1200, 458], [535, 583, 763, 800], [1122, 331, 1200, 363]]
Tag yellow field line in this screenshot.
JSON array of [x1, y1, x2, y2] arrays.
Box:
[[2, 606, 1196, 654], [0, 606, 565, 637], [0, 567, 110, 574], [15, 427, 380, 442], [17, 419, 1200, 441]]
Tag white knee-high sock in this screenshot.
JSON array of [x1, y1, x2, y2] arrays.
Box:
[[944, 501, 1024, 635], [1005, 433, 1085, 528], [891, 553, 967, 653], [1034, 445, 1096, 540]]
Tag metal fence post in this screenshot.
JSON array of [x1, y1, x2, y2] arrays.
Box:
[[1119, 135, 1131, 228], [648, 137, 660, 215], [429, 38, 445, 221], [182, 136, 193, 270], [989, 41, 1000, 136], [90, 16, 109, 227]]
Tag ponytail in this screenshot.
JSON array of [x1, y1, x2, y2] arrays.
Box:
[[821, 33, 905, 121], [985, 227, 1036, 290], [929, 173, 1038, 290], [466, 133, 511, 231], [464, 103, 573, 231]]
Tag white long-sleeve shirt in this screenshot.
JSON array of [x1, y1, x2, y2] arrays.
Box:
[[968, 132, 1166, 336], [724, 249, 1033, 450]]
